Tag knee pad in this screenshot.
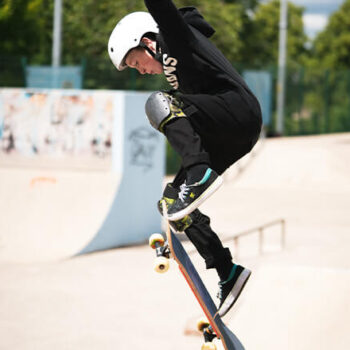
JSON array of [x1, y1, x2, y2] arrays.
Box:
[[145, 91, 186, 132]]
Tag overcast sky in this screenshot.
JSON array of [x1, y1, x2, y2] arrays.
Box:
[[261, 0, 345, 38]]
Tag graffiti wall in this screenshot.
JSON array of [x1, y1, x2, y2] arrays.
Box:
[[0, 89, 166, 255], [0, 89, 114, 158]]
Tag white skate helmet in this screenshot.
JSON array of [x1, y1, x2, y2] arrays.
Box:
[[108, 12, 159, 71]]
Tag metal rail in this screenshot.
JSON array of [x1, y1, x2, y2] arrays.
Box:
[[187, 219, 286, 257], [227, 219, 286, 257]]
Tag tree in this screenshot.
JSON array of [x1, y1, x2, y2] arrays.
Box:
[[0, 0, 310, 83], [0, 0, 51, 60], [174, 0, 258, 64], [245, 0, 308, 67], [63, 0, 146, 63], [0, 0, 308, 67], [312, 0, 350, 69], [61, 0, 267, 65]]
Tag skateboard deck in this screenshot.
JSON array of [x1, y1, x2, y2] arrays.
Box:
[[155, 202, 245, 350]]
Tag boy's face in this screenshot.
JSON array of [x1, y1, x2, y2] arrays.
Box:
[[125, 39, 163, 75]]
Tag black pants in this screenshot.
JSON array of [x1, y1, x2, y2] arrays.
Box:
[[163, 89, 262, 270]]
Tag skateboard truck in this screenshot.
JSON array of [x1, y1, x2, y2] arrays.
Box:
[[149, 233, 170, 273], [197, 318, 218, 350]]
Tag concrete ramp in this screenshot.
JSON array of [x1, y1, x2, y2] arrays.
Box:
[[231, 265, 350, 350], [200, 133, 350, 349], [232, 133, 350, 191], [0, 168, 120, 263], [78, 93, 165, 255], [0, 89, 165, 263]]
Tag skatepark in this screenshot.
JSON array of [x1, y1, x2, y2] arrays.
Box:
[[1, 127, 349, 349]]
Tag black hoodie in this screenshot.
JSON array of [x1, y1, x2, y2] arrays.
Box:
[[144, 0, 260, 114]]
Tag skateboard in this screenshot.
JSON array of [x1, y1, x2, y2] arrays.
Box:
[[149, 201, 245, 350]]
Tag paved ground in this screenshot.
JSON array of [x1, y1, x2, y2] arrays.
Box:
[[0, 133, 349, 350]]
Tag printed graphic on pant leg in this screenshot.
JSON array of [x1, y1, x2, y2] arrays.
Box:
[[157, 193, 193, 233]]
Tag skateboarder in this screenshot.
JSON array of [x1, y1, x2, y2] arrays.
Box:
[[108, 0, 262, 315]]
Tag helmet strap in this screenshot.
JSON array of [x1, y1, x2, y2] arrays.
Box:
[[139, 39, 163, 64], [154, 35, 163, 63]]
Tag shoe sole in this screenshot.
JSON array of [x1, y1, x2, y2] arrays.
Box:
[[168, 176, 223, 221], [217, 268, 251, 318]]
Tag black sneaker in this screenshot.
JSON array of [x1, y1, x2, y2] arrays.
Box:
[[167, 168, 223, 221], [217, 264, 251, 317]]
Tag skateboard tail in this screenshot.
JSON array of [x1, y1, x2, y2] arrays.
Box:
[[178, 265, 222, 339], [177, 249, 244, 350]]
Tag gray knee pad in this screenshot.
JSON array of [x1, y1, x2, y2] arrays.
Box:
[[145, 91, 186, 132]]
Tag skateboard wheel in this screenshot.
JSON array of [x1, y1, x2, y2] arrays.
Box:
[[154, 256, 169, 273], [149, 233, 165, 249], [201, 343, 216, 350], [197, 317, 210, 332]]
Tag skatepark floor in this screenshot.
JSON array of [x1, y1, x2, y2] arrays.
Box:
[[1, 133, 350, 350]]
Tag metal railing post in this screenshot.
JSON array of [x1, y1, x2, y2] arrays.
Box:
[[259, 228, 264, 255], [188, 219, 286, 258], [234, 236, 239, 258], [281, 219, 286, 250]]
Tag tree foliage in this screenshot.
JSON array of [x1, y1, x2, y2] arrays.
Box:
[[246, 0, 308, 67], [63, 0, 146, 63], [0, 0, 51, 60], [311, 0, 350, 69], [0, 0, 307, 67]]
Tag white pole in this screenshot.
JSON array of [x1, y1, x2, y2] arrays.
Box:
[[52, 0, 62, 67], [276, 0, 288, 135]]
